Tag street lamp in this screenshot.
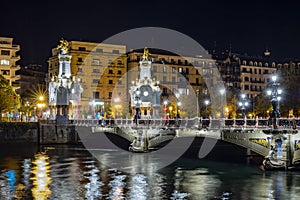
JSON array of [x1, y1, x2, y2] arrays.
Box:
[[163, 100, 168, 119], [134, 88, 141, 124], [220, 88, 226, 118], [196, 89, 199, 118], [238, 93, 248, 118], [176, 101, 182, 119], [267, 72, 282, 129], [204, 100, 210, 119]]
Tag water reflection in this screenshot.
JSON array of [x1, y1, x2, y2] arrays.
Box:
[[31, 152, 52, 199], [0, 144, 300, 199]]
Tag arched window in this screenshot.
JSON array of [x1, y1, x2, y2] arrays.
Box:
[[243, 60, 247, 65], [254, 61, 257, 66], [249, 61, 253, 66], [272, 62, 276, 68]]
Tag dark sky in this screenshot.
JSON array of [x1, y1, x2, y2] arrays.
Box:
[[1, 0, 300, 68]]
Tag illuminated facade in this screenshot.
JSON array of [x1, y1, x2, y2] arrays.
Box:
[[127, 49, 217, 98], [215, 50, 277, 98], [0, 37, 21, 91]]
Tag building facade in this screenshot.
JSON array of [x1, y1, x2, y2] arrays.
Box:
[[127, 49, 218, 98], [17, 64, 46, 98], [0, 37, 21, 91], [214, 51, 277, 98]]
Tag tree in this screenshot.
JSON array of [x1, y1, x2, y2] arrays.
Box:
[[0, 75, 19, 121]]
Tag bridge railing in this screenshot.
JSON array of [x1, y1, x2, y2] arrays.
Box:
[[72, 118, 300, 130]]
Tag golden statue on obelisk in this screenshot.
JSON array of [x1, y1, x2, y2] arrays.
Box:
[[56, 38, 69, 53], [142, 47, 151, 61]]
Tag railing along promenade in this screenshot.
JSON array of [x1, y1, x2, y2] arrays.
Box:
[[72, 118, 300, 130]]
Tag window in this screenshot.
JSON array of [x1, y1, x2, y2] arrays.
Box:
[[264, 70, 268, 74], [92, 59, 101, 65], [163, 76, 166, 82], [78, 47, 86, 51], [196, 78, 199, 84], [178, 67, 183, 73], [2, 70, 10, 75], [108, 60, 113, 64], [92, 79, 99, 84], [117, 70, 122, 74], [245, 77, 249, 82], [108, 70, 113, 74], [172, 67, 176, 73], [117, 60, 123, 65], [186, 68, 189, 74], [172, 77, 176, 83], [118, 80, 122, 85], [96, 48, 103, 53], [0, 60, 9, 65], [153, 66, 157, 72], [93, 69, 100, 73], [112, 50, 119, 54], [78, 68, 83, 72], [93, 92, 100, 99], [244, 85, 249, 90], [1, 50, 10, 55], [108, 92, 112, 99], [163, 88, 168, 94], [163, 66, 167, 73], [77, 58, 83, 62], [109, 80, 113, 84]]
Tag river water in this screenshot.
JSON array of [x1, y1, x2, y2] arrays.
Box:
[[0, 143, 300, 200]]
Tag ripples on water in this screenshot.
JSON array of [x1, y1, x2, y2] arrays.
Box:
[[1, 144, 300, 199]]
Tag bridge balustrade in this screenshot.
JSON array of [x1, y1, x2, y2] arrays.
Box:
[[210, 119, 221, 129], [201, 119, 210, 128]]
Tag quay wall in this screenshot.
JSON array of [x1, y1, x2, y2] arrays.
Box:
[[0, 122, 38, 143], [0, 122, 79, 144]]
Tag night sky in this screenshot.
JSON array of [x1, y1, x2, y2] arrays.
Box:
[[1, 0, 300, 68]]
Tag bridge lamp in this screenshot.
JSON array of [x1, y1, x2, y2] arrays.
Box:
[[271, 74, 277, 82], [204, 100, 210, 119]]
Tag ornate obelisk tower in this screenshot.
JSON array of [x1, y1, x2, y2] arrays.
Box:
[[48, 39, 83, 124], [129, 48, 162, 119]]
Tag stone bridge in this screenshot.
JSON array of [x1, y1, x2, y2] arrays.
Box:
[[74, 118, 300, 168]]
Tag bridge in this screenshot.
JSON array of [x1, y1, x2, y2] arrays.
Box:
[[73, 117, 300, 170]]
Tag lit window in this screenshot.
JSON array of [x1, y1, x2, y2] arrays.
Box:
[[178, 67, 183, 73], [0, 60, 9, 65], [163, 66, 167, 73], [92, 59, 101, 65]]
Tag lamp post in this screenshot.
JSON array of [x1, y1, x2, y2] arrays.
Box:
[[176, 101, 182, 119], [89, 100, 96, 119], [204, 100, 209, 119], [267, 72, 282, 129], [163, 100, 168, 119], [238, 94, 248, 118], [134, 89, 141, 124], [196, 89, 199, 118], [220, 88, 225, 118]]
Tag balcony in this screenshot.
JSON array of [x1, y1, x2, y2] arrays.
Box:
[[12, 55, 21, 61], [11, 65, 21, 70], [11, 75, 20, 81]]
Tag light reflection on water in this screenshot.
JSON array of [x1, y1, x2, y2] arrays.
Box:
[[0, 144, 300, 199]]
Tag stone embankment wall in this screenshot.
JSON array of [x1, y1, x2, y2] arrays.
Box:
[[0, 122, 79, 144], [0, 122, 38, 143]]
